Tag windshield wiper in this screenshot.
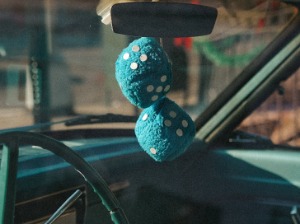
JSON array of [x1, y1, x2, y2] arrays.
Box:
[[0, 114, 138, 133], [64, 114, 138, 126]]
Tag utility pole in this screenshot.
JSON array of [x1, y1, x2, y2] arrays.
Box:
[[28, 0, 51, 125]]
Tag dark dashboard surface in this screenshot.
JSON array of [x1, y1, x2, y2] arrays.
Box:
[[13, 129, 300, 223]]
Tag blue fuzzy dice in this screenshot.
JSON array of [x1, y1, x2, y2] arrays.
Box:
[[115, 37, 172, 108], [135, 98, 196, 162]]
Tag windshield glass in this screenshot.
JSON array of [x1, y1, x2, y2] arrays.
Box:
[[0, 0, 297, 130]]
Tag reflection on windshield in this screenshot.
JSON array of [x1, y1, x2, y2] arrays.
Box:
[[239, 68, 300, 147], [0, 1, 296, 129]]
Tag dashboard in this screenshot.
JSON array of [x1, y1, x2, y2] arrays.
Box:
[[12, 129, 300, 223]]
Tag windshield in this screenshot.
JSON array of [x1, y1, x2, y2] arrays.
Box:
[[0, 0, 297, 130]]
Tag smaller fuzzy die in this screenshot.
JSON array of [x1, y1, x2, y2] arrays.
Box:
[[135, 98, 195, 162], [115, 37, 195, 162]]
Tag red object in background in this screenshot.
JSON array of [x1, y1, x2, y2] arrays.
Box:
[[174, 38, 193, 50], [173, 0, 198, 50], [258, 18, 266, 29]]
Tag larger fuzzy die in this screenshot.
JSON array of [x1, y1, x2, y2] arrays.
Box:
[[135, 97, 195, 162], [115, 37, 172, 108]]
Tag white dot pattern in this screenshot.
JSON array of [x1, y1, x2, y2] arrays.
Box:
[[147, 85, 154, 92], [151, 95, 158, 101], [132, 45, 140, 52], [169, 111, 177, 118], [156, 86, 163, 93], [142, 114, 148, 121], [130, 62, 138, 70], [164, 120, 172, 127], [150, 148, 157, 154], [164, 85, 170, 92], [140, 54, 148, 62], [182, 120, 188, 128], [143, 74, 171, 102], [162, 109, 192, 137], [161, 75, 167, 82], [123, 53, 130, 60], [176, 129, 183, 137]]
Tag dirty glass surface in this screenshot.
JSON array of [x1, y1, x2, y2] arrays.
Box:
[[0, 0, 296, 131], [239, 68, 300, 147]]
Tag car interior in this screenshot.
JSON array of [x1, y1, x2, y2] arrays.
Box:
[[0, 0, 300, 223]]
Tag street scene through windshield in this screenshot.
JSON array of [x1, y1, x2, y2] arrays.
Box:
[[0, 0, 296, 131]]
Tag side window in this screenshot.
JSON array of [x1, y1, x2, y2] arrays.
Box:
[[238, 68, 300, 147]]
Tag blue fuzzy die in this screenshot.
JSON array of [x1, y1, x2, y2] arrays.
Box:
[[135, 97, 196, 162], [115, 37, 172, 108]]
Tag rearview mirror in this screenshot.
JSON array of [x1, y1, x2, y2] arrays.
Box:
[[110, 2, 218, 37]]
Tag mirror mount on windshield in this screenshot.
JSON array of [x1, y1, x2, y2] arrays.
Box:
[[110, 2, 218, 37]]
